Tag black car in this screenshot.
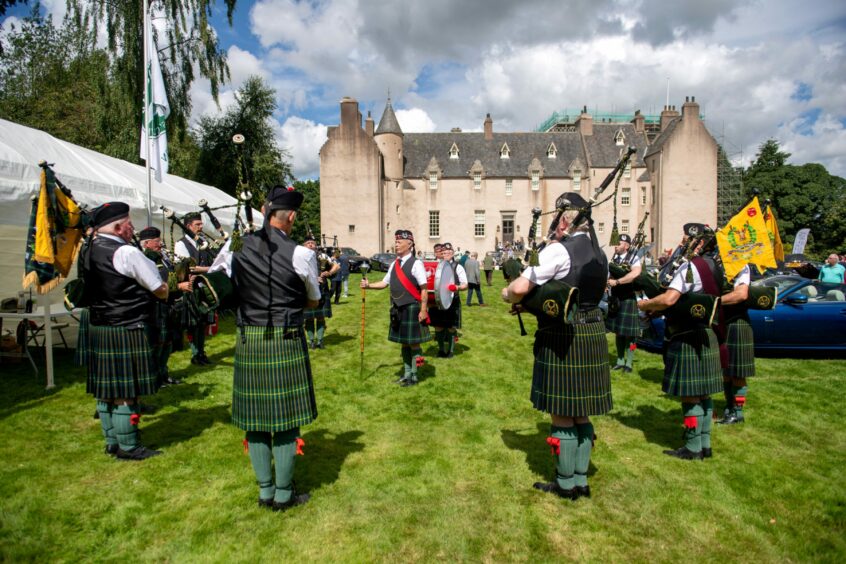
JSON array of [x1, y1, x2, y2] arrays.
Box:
[[339, 247, 370, 273], [370, 253, 395, 272]]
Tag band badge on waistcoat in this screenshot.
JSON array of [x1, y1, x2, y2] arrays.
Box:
[[542, 299, 560, 318], [757, 295, 771, 308], [690, 304, 707, 319]]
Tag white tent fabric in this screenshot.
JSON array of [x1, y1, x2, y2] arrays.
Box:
[[0, 118, 261, 296]]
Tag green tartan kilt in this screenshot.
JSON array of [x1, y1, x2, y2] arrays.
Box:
[[302, 292, 332, 320], [388, 302, 432, 345], [531, 310, 613, 416], [428, 299, 461, 329], [232, 325, 318, 432], [180, 294, 214, 328], [86, 323, 158, 399], [606, 297, 641, 337], [74, 308, 89, 367], [663, 328, 723, 397], [725, 317, 755, 379]]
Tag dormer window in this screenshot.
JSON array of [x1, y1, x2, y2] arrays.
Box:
[[500, 143, 510, 159], [429, 172, 438, 190], [473, 171, 482, 190], [449, 143, 459, 160], [531, 170, 540, 191], [573, 169, 582, 191], [547, 142, 557, 159], [615, 130, 625, 146]]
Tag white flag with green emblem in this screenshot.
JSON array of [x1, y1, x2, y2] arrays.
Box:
[[140, 22, 170, 182]]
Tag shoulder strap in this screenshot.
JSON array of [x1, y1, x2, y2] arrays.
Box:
[[394, 258, 422, 301], [691, 257, 719, 297]]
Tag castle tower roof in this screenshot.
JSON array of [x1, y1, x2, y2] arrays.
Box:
[[376, 98, 403, 136]]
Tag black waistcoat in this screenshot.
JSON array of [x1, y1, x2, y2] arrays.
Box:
[[86, 237, 152, 326], [180, 235, 212, 266], [232, 228, 306, 327], [561, 235, 608, 310], [389, 256, 420, 307]]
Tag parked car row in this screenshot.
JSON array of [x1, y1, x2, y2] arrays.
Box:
[[637, 275, 846, 353]]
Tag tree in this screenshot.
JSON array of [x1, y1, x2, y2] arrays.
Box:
[[193, 76, 292, 200], [744, 139, 846, 258], [290, 179, 320, 244]]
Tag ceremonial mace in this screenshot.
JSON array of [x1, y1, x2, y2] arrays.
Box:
[[359, 262, 371, 376]]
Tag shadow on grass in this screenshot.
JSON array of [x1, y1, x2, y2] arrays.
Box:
[[501, 422, 597, 480], [298, 429, 365, 491], [141, 404, 231, 449], [323, 333, 354, 346], [0, 350, 86, 421], [637, 367, 665, 385], [610, 404, 680, 449]]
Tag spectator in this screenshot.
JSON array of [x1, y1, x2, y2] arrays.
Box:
[[465, 252, 485, 306], [818, 253, 845, 284], [482, 252, 495, 286]]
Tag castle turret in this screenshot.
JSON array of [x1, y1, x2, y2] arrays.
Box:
[[375, 97, 404, 180]]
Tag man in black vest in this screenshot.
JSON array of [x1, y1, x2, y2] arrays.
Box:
[[606, 233, 643, 373], [83, 203, 168, 460], [231, 186, 321, 512], [361, 230, 431, 386], [502, 193, 612, 499], [174, 212, 213, 365]]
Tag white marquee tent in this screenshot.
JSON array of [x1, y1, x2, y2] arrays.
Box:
[[0, 118, 260, 387]]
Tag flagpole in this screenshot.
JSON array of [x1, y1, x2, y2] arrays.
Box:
[[144, 0, 153, 225]]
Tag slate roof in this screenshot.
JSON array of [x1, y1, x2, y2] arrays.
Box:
[[375, 99, 403, 135], [402, 132, 587, 179], [644, 117, 680, 158], [582, 123, 649, 167]]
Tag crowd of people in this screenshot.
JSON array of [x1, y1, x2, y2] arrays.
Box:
[[74, 185, 831, 511]]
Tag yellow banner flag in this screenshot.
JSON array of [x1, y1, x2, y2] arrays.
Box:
[[764, 205, 785, 262], [30, 168, 83, 288], [717, 196, 777, 281]]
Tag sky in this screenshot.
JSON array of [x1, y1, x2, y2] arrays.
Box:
[[4, 0, 846, 180]]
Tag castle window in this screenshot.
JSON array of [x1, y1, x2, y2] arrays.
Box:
[[474, 211, 486, 237], [615, 130, 625, 146], [621, 219, 630, 233], [598, 222, 605, 234], [547, 143, 557, 159], [641, 187, 647, 205], [449, 143, 459, 160], [349, 225, 355, 233], [624, 162, 631, 178], [429, 172, 438, 190], [621, 187, 631, 206], [573, 170, 581, 191], [505, 178, 513, 196], [531, 170, 540, 191], [473, 171, 482, 190], [429, 211, 440, 238], [500, 143, 510, 159]]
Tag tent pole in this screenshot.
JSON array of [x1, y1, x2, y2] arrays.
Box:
[[144, 0, 153, 226], [42, 293, 54, 389]]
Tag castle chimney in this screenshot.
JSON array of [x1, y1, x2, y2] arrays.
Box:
[[340, 97, 360, 131], [365, 110, 374, 136], [484, 113, 493, 140], [632, 109, 645, 133], [576, 106, 593, 136], [660, 104, 680, 132], [682, 95, 700, 122]]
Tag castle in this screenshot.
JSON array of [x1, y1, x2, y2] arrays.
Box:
[[319, 96, 717, 258]]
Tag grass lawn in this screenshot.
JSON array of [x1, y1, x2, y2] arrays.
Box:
[[1, 273, 845, 562]]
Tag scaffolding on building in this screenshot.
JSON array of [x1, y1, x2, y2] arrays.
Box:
[[714, 130, 745, 227]]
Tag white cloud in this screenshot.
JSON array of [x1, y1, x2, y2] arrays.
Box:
[[276, 116, 327, 179], [226, 46, 270, 87], [395, 108, 436, 133]]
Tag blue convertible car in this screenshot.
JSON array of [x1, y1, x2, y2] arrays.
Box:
[[637, 275, 846, 353]]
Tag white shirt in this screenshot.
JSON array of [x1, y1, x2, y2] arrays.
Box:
[[732, 265, 751, 288], [174, 236, 197, 260], [97, 234, 163, 292], [519, 234, 592, 286], [453, 263, 468, 286], [612, 253, 641, 268], [208, 239, 233, 276], [296, 245, 322, 302], [668, 262, 702, 295], [382, 253, 428, 286]]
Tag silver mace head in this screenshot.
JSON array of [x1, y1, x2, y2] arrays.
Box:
[[359, 262, 371, 276]]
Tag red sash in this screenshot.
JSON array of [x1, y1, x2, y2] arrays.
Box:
[[692, 256, 728, 368], [394, 258, 422, 301]]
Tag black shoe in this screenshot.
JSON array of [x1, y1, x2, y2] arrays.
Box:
[[400, 378, 418, 387], [199, 354, 213, 365], [718, 412, 744, 425], [164, 377, 182, 386], [445, 351, 454, 359], [138, 403, 158, 414], [437, 351, 446, 358], [662, 446, 704, 460], [116, 445, 162, 461], [611, 364, 624, 371], [395, 376, 410, 384], [533, 481, 578, 500], [191, 356, 203, 366], [702, 448, 713, 458], [93, 410, 100, 420], [309, 341, 316, 350], [104, 443, 119, 456], [258, 497, 274, 509], [575, 485, 591, 499], [622, 366, 633, 373], [317, 341, 325, 350], [272, 492, 310, 512]]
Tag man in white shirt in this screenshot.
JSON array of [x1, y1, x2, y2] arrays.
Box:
[[174, 212, 213, 365], [606, 233, 643, 373]]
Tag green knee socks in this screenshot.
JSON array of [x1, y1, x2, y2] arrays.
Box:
[[401, 347, 412, 378], [551, 425, 577, 490], [701, 398, 713, 449], [411, 347, 423, 381], [305, 319, 315, 344], [735, 385, 748, 417], [615, 335, 627, 366], [272, 428, 300, 504], [624, 340, 635, 368], [112, 403, 140, 452], [435, 330, 446, 354], [575, 422, 593, 488], [315, 319, 326, 344], [682, 402, 704, 453], [246, 431, 274, 501], [447, 331, 456, 356], [96, 401, 117, 447]]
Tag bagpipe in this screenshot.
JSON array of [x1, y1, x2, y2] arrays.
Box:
[[511, 146, 638, 334]]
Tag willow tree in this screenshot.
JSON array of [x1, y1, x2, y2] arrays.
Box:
[[66, 0, 235, 163]]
